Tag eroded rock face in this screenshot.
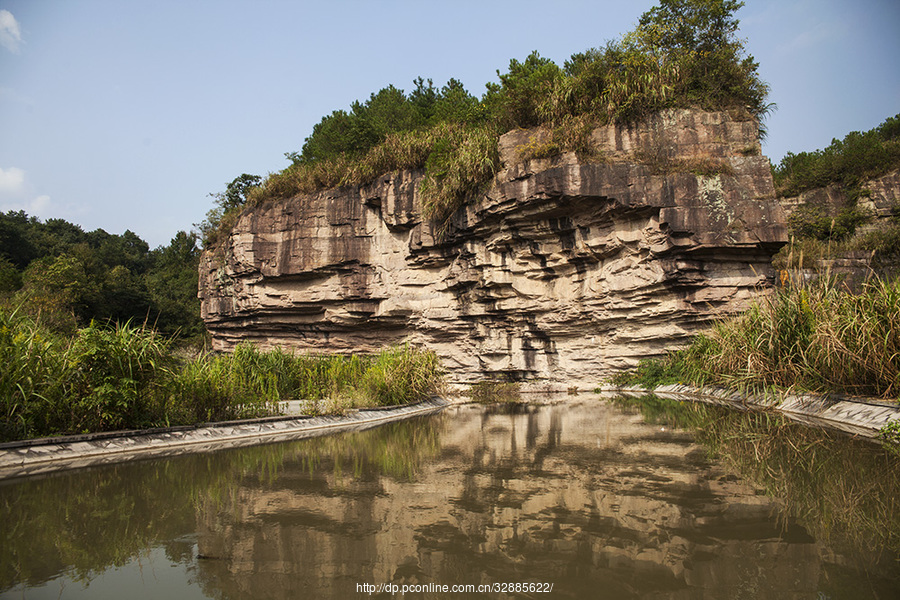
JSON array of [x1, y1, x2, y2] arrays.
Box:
[[780, 168, 900, 221], [199, 109, 787, 388]]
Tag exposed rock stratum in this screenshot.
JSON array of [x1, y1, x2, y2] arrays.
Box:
[[199, 109, 787, 388]]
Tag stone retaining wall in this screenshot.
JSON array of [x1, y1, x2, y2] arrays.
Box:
[[0, 397, 448, 479]]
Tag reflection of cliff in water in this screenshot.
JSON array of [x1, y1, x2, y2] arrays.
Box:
[[192, 401, 896, 599]]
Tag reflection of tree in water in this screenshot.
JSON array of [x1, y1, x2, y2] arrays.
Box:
[[0, 452, 233, 591], [0, 417, 442, 596]]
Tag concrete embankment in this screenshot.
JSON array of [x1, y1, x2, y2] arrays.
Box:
[[597, 384, 900, 441], [0, 397, 448, 479]]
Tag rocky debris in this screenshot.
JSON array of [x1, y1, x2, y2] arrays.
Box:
[[199, 109, 787, 388]]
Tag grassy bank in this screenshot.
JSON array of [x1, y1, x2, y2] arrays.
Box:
[[0, 307, 443, 442], [609, 275, 900, 402]]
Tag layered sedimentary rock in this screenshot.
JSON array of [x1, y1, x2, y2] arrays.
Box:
[[199, 109, 787, 387], [778, 168, 900, 285], [779, 168, 900, 221]]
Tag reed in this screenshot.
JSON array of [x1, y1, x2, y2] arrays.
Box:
[[357, 344, 444, 406], [610, 274, 900, 402], [0, 307, 445, 441], [683, 275, 900, 399]]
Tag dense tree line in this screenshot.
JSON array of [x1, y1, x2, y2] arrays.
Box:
[[0, 211, 204, 339]]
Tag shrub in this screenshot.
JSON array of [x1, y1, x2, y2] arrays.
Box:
[[787, 204, 872, 242], [66, 321, 173, 431]]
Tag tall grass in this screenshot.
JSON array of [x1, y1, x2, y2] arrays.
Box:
[[0, 308, 445, 442], [681, 275, 900, 398], [358, 344, 444, 406], [229, 123, 500, 240], [617, 275, 900, 401]]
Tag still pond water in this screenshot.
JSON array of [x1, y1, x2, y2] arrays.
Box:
[[1, 396, 899, 599]]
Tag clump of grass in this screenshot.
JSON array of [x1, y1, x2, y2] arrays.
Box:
[[0, 307, 69, 440], [466, 381, 522, 404], [358, 344, 444, 406], [232, 123, 500, 241], [609, 274, 900, 402], [517, 115, 602, 162], [680, 275, 900, 399], [419, 124, 500, 234]]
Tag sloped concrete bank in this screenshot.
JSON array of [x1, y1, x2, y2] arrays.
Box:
[[0, 397, 448, 480], [596, 384, 900, 440]]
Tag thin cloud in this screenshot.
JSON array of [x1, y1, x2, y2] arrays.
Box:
[[0, 9, 22, 54], [0, 193, 57, 219], [0, 86, 33, 107], [0, 166, 26, 194], [27, 195, 52, 216], [0, 167, 84, 220], [776, 21, 835, 56]]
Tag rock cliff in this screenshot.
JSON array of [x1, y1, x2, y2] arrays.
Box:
[[199, 109, 787, 387], [778, 168, 900, 285], [779, 168, 900, 222]]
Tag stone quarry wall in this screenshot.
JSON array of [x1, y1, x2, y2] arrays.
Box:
[[199, 109, 787, 388]]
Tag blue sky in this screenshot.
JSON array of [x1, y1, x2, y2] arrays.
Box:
[[0, 0, 898, 248]]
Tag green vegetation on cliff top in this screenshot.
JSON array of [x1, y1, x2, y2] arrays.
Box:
[[202, 0, 770, 245], [769, 113, 900, 270], [773, 113, 900, 201]]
